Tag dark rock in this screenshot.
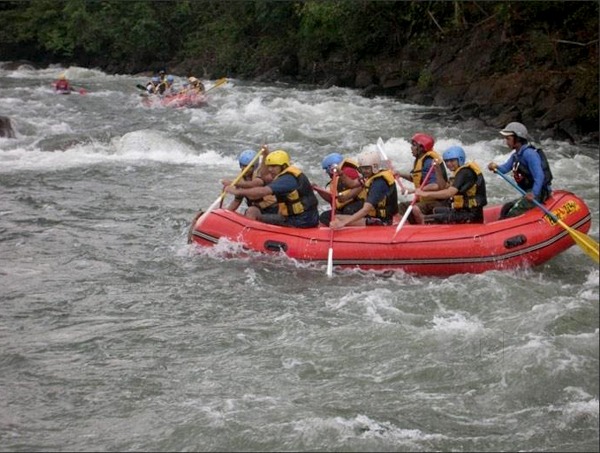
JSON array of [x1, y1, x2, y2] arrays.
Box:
[[1, 60, 38, 71], [362, 84, 385, 98], [0, 116, 15, 138], [354, 69, 374, 88], [280, 54, 299, 77], [255, 67, 281, 83]]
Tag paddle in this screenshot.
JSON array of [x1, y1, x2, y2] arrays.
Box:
[[192, 147, 263, 232], [326, 168, 339, 277], [495, 170, 599, 264], [136, 84, 154, 99], [204, 77, 227, 94], [392, 161, 437, 240], [377, 137, 407, 195]]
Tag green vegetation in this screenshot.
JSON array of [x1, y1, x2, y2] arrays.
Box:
[[0, 0, 596, 78]]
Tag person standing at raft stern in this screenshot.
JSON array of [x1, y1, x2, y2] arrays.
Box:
[[224, 150, 319, 228], [397, 133, 450, 224], [417, 146, 487, 224], [488, 122, 553, 219], [187, 77, 205, 94], [330, 149, 398, 229], [156, 70, 168, 94]]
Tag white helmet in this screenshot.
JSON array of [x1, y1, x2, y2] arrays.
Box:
[[357, 150, 381, 173], [500, 122, 530, 141]]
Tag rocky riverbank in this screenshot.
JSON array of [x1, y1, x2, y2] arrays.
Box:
[[238, 25, 598, 145]]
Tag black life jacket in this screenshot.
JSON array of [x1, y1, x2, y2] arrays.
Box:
[[273, 166, 318, 216], [452, 162, 487, 210], [512, 145, 553, 199]]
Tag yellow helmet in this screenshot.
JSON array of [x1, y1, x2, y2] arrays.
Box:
[[265, 150, 290, 167], [188, 76, 198, 84], [58, 73, 66, 80]]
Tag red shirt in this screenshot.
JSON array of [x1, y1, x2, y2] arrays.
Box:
[[55, 80, 70, 91]]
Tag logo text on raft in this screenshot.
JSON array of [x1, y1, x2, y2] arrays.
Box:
[[545, 200, 580, 225]]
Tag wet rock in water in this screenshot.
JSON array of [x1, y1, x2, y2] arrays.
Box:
[[0, 116, 15, 138]]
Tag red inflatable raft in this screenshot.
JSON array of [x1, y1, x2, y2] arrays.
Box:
[[188, 190, 593, 276], [142, 92, 207, 108]]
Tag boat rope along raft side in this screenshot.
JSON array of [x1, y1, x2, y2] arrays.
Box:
[[188, 190, 594, 276]]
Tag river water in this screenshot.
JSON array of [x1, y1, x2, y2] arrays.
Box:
[[1, 63, 598, 452]]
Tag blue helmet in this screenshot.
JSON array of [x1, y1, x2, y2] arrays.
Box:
[[238, 149, 257, 167], [321, 153, 344, 173], [443, 146, 466, 166], [151, 76, 160, 83], [166, 75, 174, 82]]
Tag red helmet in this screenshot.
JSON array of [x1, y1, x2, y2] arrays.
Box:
[[411, 133, 435, 151]]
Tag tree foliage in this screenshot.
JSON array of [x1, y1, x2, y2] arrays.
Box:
[[0, 0, 596, 77]]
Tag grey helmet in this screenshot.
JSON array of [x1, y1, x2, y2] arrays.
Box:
[[500, 122, 530, 141]]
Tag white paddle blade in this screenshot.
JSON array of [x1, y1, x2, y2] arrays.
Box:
[[376, 137, 388, 159], [393, 205, 413, 238], [326, 248, 334, 277], [377, 137, 408, 197]]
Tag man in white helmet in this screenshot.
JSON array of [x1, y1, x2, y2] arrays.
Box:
[[488, 122, 553, 219], [187, 76, 205, 94], [330, 149, 398, 229]]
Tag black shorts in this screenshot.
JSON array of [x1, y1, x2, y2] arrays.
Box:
[[365, 216, 393, 226]]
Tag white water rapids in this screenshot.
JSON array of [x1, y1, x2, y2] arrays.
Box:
[[1, 63, 598, 451]]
